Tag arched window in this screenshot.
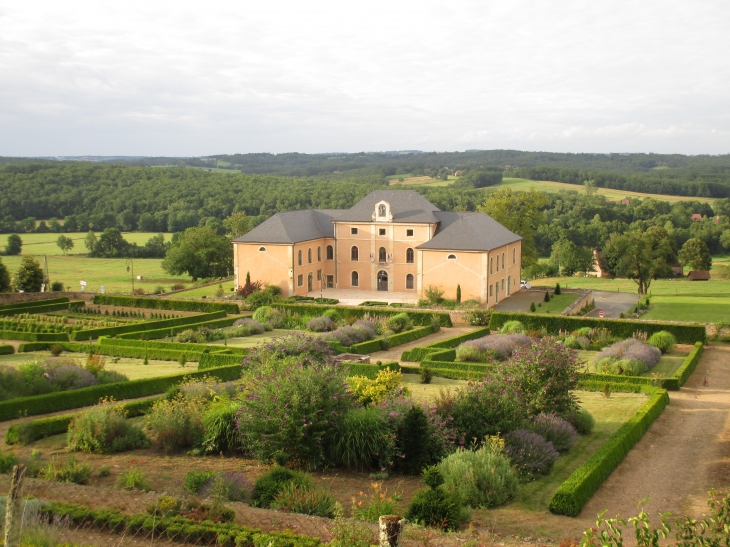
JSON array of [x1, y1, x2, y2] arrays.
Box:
[[351, 271, 359, 286], [513, 248, 516, 264], [326, 245, 334, 260], [447, 254, 457, 260], [351, 246, 359, 261], [406, 274, 414, 289], [490, 257, 493, 274], [406, 248, 414, 264], [378, 204, 386, 218], [317, 247, 321, 261], [308, 248, 312, 263], [379, 247, 387, 262], [258, 247, 266, 252], [298, 250, 302, 266]]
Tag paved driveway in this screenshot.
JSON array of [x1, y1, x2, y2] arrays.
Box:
[[585, 290, 639, 318]]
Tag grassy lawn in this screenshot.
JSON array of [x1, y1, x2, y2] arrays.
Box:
[[400, 373, 465, 403], [0, 255, 189, 295], [641, 295, 730, 323], [577, 349, 687, 377], [531, 276, 730, 298], [10, 232, 173, 257], [531, 293, 579, 314], [207, 329, 295, 348], [495, 178, 717, 204], [172, 280, 235, 298], [0, 351, 192, 380]]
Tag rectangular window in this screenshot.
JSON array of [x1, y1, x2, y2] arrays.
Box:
[[501, 279, 505, 290], [406, 229, 414, 237], [379, 228, 386, 236], [317, 270, 321, 281], [297, 274, 303, 287], [489, 285, 493, 297], [351, 227, 358, 235]]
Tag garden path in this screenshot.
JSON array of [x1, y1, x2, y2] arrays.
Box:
[[369, 326, 477, 363], [581, 342, 730, 525]]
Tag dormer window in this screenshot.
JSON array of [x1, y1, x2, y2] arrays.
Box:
[[378, 204, 386, 218], [374, 200, 391, 222]]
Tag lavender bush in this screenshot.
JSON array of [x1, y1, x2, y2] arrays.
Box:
[[528, 413, 577, 453], [503, 429, 560, 480], [46, 365, 98, 390], [456, 334, 531, 362], [242, 333, 334, 372], [231, 318, 266, 336], [594, 339, 661, 372], [324, 323, 377, 347], [306, 316, 335, 332]]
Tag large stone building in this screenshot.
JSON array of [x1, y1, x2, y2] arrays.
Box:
[[233, 190, 522, 306]]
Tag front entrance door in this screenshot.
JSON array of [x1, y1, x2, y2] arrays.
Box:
[[377, 270, 388, 291], [326, 275, 334, 288], [307, 273, 313, 292]]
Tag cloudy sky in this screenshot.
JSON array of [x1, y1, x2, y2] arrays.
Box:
[[1, 0, 729, 156]]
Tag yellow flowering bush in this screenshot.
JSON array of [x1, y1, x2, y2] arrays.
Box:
[[348, 370, 408, 406]]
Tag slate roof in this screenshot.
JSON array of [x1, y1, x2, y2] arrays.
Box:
[[416, 211, 522, 252], [335, 190, 441, 223], [232, 209, 342, 244]]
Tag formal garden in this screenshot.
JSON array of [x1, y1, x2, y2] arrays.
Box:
[[0, 294, 714, 546]]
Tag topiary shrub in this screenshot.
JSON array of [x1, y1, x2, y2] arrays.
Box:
[[563, 407, 595, 435], [544, 291, 550, 303], [387, 312, 413, 333], [406, 466, 468, 531], [251, 467, 312, 508], [530, 301, 536, 312], [528, 413, 577, 453], [322, 309, 341, 323], [306, 316, 335, 333], [500, 320, 525, 334], [438, 442, 519, 508], [67, 399, 149, 454], [503, 429, 559, 480], [647, 330, 677, 354]]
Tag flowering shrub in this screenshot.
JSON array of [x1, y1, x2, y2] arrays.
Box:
[[352, 319, 378, 339], [503, 429, 559, 480], [306, 316, 335, 332], [242, 333, 334, 372], [348, 369, 406, 406], [438, 441, 519, 508], [594, 339, 661, 372], [252, 306, 285, 328], [230, 318, 265, 336], [507, 337, 580, 415], [528, 413, 577, 453], [145, 395, 205, 453], [350, 482, 400, 522], [237, 363, 353, 467], [46, 364, 98, 390], [456, 334, 531, 362], [67, 398, 149, 454], [564, 335, 590, 350]]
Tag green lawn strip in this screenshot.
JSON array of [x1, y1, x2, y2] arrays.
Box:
[[548, 385, 669, 516], [641, 295, 730, 323], [400, 374, 467, 403], [513, 391, 648, 512], [529, 293, 579, 314], [530, 275, 730, 297]]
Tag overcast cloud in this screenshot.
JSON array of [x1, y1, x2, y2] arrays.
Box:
[[1, 0, 729, 156]]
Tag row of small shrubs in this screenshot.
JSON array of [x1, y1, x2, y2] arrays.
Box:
[[116, 316, 239, 340], [273, 302, 453, 327], [71, 310, 228, 340], [98, 336, 246, 356], [92, 295, 240, 314]]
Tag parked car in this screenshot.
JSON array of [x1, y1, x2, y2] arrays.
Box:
[[520, 280, 531, 289]]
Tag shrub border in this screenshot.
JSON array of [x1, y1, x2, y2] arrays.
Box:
[[93, 295, 240, 314], [548, 384, 669, 516], [401, 327, 490, 362], [0, 330, 69, 342], [0, 344, 16, 355], [71, 311, 228, 341], [273, 303, 452, 327], [0, 297, 69, 311]]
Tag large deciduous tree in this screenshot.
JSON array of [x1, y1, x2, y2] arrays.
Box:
[[90, 228, 129, 258], [549, 238, 595, 276], [479, 188, 548, 267], [13, 256, 44, 292], [223, 211, 251, 239], [5, 234, 22, 256], [0, 258, 10, 292], [162, 226, 232, 281], [678, 238, 712, 271], [56, 235, 74, 255]]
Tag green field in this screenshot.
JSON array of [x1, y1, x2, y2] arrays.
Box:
[[173, 280, 235, 298], [6, 232, 171, 257], [496, 178, 717, 204], [641, 295, 730, 323], [0, 254, 189, 295]]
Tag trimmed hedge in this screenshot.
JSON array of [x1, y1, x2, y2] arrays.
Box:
[[17, 342, 52, 352], [348, 338, 384, 354], [344, 361, 400, 379], [71, 311, 227, 341], [273, 303, 452, 327], [116, 316, 238, 340], [98, 337, 246, 356], [548, 386, 670, 516], [0, 300, 76, 317], [401, 327, 490, 361], [0, 364, 242, 421], [199, 353, 243, 370], [0, 344, 14, 355], [0, 330, 69, 342], [488, 312, 706, 344], [0, 297, 69, 311], [420, 361, 492, 373], [5, 396, 161, 445], [42, 502, 321, 547], [424, 348, 457, 362], [93, 295, 240, 314], [580, 341, 705, 391], [331, 325, 437, 355]]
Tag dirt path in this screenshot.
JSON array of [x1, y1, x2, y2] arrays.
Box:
[[370, 326, 476, 363], [581, 343, 730, 522]]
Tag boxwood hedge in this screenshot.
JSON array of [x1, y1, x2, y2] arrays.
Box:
[[343, 361, 400, 379], [0, 297, 69, 311], [71, 310, 228, 340], [548, 385, 669, 516], [0, 330, 69, 342], [198, 353, 243, 370], [42, 502, 321, 547], [98, 337, 247, 356], [93, 295, 240, 314], [0, 344, 14, 355], [401, 327, 490, 361], [488, 312, 706, 344], [273, 303, 452, 327], [115, 316, 239, 340], [17, 342, 52, 352], [0, 364, 241, 421]]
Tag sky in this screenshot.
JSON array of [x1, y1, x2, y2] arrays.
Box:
[[1, 0, 729, 157]]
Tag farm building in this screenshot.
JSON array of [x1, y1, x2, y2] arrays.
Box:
[[233, 190, 522, 306]]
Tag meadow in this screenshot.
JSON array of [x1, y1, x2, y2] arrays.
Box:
[[9, 231, 171, 256]]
